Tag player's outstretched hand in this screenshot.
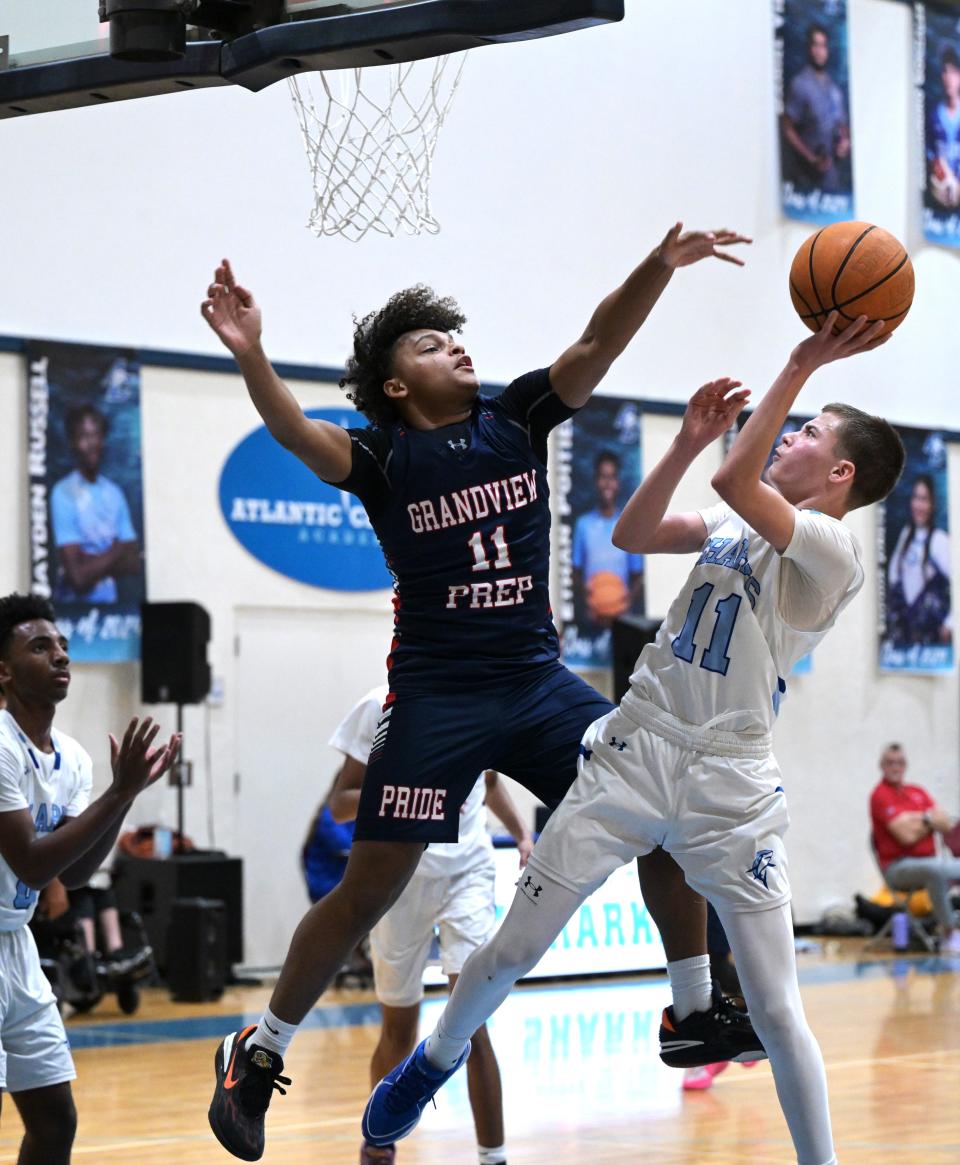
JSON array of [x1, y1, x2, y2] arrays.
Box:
[[201, 258, 262, 358], [516, 836, 535, 869], [109, 717, 182, 802], [792, 312, 888, 374], [679, 378, 751, 451], [657, 222, 752, 269]]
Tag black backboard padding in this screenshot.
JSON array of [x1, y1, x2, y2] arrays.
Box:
[[0, 41, 225, 118], [225, 0, 625, 90], [0, 0, 622, 118]]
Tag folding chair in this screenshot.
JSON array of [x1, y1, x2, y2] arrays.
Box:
[[864, 833, 937, 953]]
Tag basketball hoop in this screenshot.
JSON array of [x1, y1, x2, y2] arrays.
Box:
[[288, 53, 466, 241]]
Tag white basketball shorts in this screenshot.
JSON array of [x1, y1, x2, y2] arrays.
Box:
[[0, 926, 76, 1092], [527, 700, 791, 915], [370, 857, 497, 1007]]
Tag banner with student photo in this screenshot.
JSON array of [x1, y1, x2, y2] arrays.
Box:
[[917, 4, 960, 247], [557, 397, 644, 671], [879, 427, 953, 673], [775, 0, 854, 224], [26, 342, 145, 663]]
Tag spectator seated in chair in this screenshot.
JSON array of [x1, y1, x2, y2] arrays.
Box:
[[869, 742, 960, 954], [30, 876, 154, 1016]]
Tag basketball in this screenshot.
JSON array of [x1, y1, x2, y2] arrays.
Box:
[[789, 221, 914, 335], [586, 570, 630, 621]]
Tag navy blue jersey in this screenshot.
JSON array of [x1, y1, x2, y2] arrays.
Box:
[[333, 368, 574, 690]]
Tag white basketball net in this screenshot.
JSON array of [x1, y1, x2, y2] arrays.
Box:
[[288, 54, 466, 241]]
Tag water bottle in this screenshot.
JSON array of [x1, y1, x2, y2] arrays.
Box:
[[153, 826, 173, 860], [891, 910, 910, 951]]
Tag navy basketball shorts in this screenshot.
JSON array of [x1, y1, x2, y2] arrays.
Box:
[[352, 662, 614, 844]]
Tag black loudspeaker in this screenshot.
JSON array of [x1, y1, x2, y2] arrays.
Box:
[[141, 601, 211, 704], [165, 898, 228, 1002], [611, 615, 662, 702], [112, 854, 243, 970]]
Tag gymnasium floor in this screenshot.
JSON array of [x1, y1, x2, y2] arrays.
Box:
[[1, 942, 957, 1163]]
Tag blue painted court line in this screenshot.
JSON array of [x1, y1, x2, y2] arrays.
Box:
[[65, 954, 960, 1051], [66, 999, 384, 1050]]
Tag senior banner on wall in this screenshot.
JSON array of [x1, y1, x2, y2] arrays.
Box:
[[878, 427, 953, 673], [26, 342, 145, 662], [557, 397, 644, 671], [775, 0, 854, 224], [917, 3, 960, 247]]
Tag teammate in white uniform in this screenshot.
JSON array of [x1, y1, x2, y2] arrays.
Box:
[[328, 686, 532, 1165], [365, 313, 905, 1165], [0, 593, 178, 1165]]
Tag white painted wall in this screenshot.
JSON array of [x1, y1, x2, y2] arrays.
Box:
[[0, 0, 958, 954], [0, 1, 956, 426]]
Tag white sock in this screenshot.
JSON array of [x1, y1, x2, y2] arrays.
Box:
[[666, 954, 712, 1020], [478, 1145, 507, 1165], [252, 1007, 299, 1058], [424, 1016, 470, 1071]]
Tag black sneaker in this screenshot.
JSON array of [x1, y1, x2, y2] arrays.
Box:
[[99, 945, 153, 984], [208, 1025, 291, 1160], [659, 984, 767, 1068]]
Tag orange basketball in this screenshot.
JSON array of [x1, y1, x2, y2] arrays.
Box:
[[789, 221, 914, 335], [586, 570, 629, 621]]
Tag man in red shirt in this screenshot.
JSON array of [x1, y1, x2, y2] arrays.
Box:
[[870, 742, 960, 953]]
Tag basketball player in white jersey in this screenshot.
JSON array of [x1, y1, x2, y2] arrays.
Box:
[[363, 312, 905, 1165], [0, 593, 179, 1165], [328, 685, 532, 1165]]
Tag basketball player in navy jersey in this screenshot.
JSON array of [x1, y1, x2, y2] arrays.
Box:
[[202, 224, 757, 1161]]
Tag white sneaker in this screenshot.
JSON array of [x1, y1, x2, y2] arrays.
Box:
[[940, 929, 960, 954]]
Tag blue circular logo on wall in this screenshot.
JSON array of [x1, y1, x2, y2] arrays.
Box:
[[218, 409, 392, 591]]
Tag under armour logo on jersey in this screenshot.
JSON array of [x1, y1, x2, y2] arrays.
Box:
[[520, 874, 543, 902], [747, 849, 777, 888], [578, 743, 593, 761], [447, 437, 469, 454], [608, 736, 628, 752]]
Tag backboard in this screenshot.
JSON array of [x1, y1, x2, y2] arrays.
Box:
[[0, 1, 624, 119]]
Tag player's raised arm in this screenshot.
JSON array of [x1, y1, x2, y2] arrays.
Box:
[[613, 378, 750, 554], [0, 717, 179, 890], [549, 223, 751, 408], [712, 312, 888, 552], [201, 259, 352, 482]]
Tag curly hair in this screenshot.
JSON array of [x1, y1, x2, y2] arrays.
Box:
[[0, 593, 56, 658], [340, 286, 466, 425]]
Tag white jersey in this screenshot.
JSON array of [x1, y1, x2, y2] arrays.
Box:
[[0, 710, 92, 930], [888, 525, 951, 608], [329, 686, 492, 877], [625, 505, 863, 736]]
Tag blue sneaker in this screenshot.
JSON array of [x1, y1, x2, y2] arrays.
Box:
[[362, 1038, 471, 1147]]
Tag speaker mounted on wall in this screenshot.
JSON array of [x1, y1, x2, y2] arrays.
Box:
[[141, 601, 211, 705], [611, 615, 662, 703]]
